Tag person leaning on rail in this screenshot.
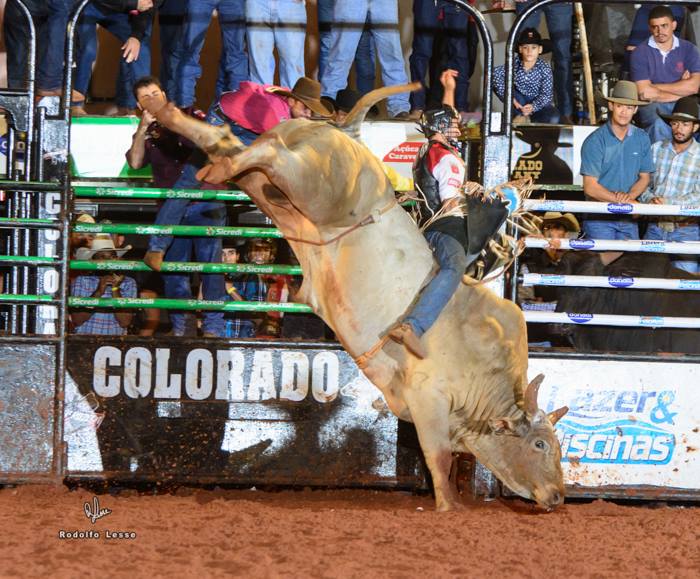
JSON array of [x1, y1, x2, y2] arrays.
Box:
[[638, 96, 700, 274], [579, 81, 654, 242]]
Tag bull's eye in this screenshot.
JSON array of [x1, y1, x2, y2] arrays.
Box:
[[534, 440, 546, 451]]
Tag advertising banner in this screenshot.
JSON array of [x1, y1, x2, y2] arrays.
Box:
[[65, 338, 426, 486], [530, 357, 700, 491]]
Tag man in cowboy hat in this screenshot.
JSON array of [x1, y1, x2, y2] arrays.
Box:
[[631, 5, 700, 143], [639, 96, 700, 273], [580, 80, 655, 241], [71, 235, 137, 335]]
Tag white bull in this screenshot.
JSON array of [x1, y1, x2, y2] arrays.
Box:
[[147, 87, 569, 511]]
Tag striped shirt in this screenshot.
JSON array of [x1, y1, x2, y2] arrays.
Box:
[[71, 275, 137, 335], [640, 139, 700, 205]]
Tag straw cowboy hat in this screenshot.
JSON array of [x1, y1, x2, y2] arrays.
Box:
[[657, 96, 700, 125], [269, 77, 332, 117], [542, 212, 580, 234], [74, 235, 131, 260], [595, 80, 648, 107]]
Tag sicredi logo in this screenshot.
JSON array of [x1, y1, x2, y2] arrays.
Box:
[[639, 316, 664, 327], [679, 279, 700, 290], [569, 239, 594, 250], [679, 205, 700, 216], [607, 203, 633, 214], [540, 201, 566, 212], [567, 313, 593, 323], [607, 276, 634, 288]]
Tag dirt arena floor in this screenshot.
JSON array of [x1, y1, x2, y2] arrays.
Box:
[[0, 485, 698, 579]]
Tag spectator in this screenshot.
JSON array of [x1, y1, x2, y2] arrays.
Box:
[[72, 0, 158, 116], [631, 5, 700, 143], [223, 238, 275, 338], [580, 81, 654, 240], [518, 211, 580, 346], [640, 96, 700, 274], [409, 0, 476, 118], [129, 78, 229, 337], [624, 3, 685, 73], [246, 0, 306, 89], [126, 76, 205, 188], [510, 0, 573, 123], [3, 0, 70, 96], [174, 0, 248, 108], [321, 1, 411, 119], [493, 28, 559, 124], [70, 236, 137, 335], [318, 1, 377, 95]]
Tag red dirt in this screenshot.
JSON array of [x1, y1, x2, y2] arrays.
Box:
[[1, 485, 699, 578]]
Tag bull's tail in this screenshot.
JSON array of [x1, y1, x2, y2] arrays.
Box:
[[338, 83, 421, 141]]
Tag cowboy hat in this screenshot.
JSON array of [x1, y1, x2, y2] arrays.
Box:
[[515, 126, 573, 148], [514, 28, 552, 54], [657, 96, 700, 125], [542, 212, 580, 234], [595, 80, 648, 106], [74, 235, 131, 260], [269, 77, 332, 117]]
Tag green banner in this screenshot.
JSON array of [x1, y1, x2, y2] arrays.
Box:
[[74, 186, 250, 202], [69, 297, 313, 312], [73, 223, 283, 238], [71, 260, 302, 275]]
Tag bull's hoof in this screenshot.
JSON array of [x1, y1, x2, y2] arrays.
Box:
[[143, 251, 164, 272], [435, 498, 466, 512]]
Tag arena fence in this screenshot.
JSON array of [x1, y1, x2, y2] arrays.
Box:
[[1, 0, 699, 501]]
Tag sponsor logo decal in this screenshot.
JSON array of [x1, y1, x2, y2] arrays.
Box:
[[382, 141, 422, 163], [678, 279, 700, 289], [640, 240, 665, 252], [607, 203, 633, 214], [569, 239, 594, 250], [679, 204, 700, 216], [567, 313, 593, 323], [540, 275, 565, 285], [607, 276, 634, 288], [639, 316, 664, 327], [548, 388, 677, 465]]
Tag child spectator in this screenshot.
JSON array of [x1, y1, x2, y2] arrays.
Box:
[[71, 236, 137, 335], [223, 238, 275, 338], [493, 28, 560, 124]]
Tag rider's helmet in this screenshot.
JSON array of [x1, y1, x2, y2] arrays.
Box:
[[418, 105, 460, 145]]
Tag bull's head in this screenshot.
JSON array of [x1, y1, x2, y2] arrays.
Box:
[[485, 374, 568, 511]]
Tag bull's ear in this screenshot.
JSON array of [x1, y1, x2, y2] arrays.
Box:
[[489, 416, 527, 437]]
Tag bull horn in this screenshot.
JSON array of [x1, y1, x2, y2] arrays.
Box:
[[339, 82, 421, 141], [548, 406, 569, 425], [524, 373, 545, 415]]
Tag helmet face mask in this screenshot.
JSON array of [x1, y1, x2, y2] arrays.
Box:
[[419, 106, 461, 146]]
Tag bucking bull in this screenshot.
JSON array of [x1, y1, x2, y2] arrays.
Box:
[[144, 85, 569, 511]]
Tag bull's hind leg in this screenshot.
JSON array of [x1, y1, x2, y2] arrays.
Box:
[[403, 388, 463, 512]]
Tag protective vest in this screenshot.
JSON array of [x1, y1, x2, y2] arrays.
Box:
[[412, 140, 462, 228]]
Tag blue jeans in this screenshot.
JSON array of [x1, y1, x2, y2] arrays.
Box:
[[516, 1, 573, 117], [404, 231, 467, 337], [246, 0, 306, 89], [158, 0, 187, 99], [4, 0, 69, 91], [74, 3, 152, 108], [583, 219, 639, 240], [645, 222, 699, 274], [637, 101, 674, 143], [160, 202, 227, 337], [514, 89, 560, 123], [176, 0, 247, 107], [318, 1, 377, 94], [321, 0, 410, 116]]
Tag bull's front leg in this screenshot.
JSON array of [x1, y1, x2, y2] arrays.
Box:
[[403, 388, 463, 512]]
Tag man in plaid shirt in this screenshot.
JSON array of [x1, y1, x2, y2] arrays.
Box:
[[640, 96, 700, 273], [71, 236, 138, 335]]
